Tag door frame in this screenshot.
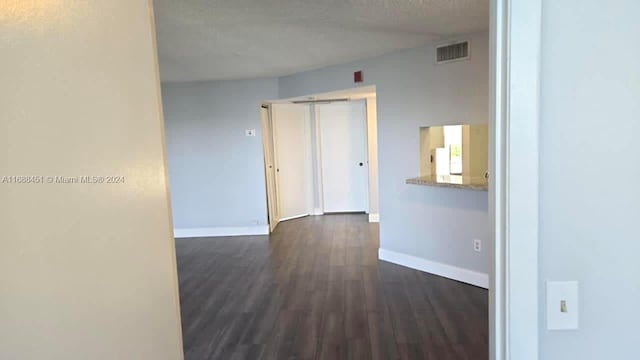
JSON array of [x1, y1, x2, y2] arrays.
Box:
[[490, 0, 541, 359], [314, 99, 370, 214]]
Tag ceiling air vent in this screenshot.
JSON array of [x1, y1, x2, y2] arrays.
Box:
[[436, 41, 470, 64]]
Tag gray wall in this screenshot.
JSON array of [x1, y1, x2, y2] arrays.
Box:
[[539, 1, 640, 358], [279, 32, 490, 273], [162, 79, 278, 229]]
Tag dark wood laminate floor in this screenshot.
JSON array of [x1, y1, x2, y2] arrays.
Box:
[[176, 214, 488, 360]]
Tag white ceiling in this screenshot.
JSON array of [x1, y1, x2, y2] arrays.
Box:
[[153, 0, 489, 83]]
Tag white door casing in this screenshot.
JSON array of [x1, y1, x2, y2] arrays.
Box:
[[490, 0, 541, 359]]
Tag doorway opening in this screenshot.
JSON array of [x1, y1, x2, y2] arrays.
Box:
[[260, 86, 379, 231], [152, 1, 542, 357]]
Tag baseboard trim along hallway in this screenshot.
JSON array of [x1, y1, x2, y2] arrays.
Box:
[[368, 213, 380, 223], [378, 248, 489, 289], [278, 214, 309, 222], [173, 225, 269, 238]]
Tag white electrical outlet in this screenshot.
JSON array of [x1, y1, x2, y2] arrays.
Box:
[[547, 281, 579, 330], [245, 129, 256, 137], [473, 239, 482, 252]]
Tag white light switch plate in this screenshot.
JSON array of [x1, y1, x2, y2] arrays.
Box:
[[546, 281, 579, 330]]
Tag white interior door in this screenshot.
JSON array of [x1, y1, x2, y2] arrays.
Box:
[[260, 106, 279, 231], [272, 103, 312, 221], [317, 100, 368, 213]]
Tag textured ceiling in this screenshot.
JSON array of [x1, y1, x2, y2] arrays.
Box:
[[153, 0, 489, 82]]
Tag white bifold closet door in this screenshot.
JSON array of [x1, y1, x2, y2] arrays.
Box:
[[271, 103, 312, 221], [316, 100, 368, 213], [260, 106, 279, 231]]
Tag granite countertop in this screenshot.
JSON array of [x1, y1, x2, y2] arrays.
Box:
[[406, 175, 488, 191]]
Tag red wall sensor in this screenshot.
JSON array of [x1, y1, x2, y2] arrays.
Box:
[[354, 70, 363, 83]]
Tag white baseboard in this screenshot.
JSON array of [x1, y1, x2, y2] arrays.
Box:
[[279, 214, 309, 222], [378, 248, 489, 289], [311, 208, 324, 216], [174, 225, 269, 238], [369, 213, 380, 223]]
